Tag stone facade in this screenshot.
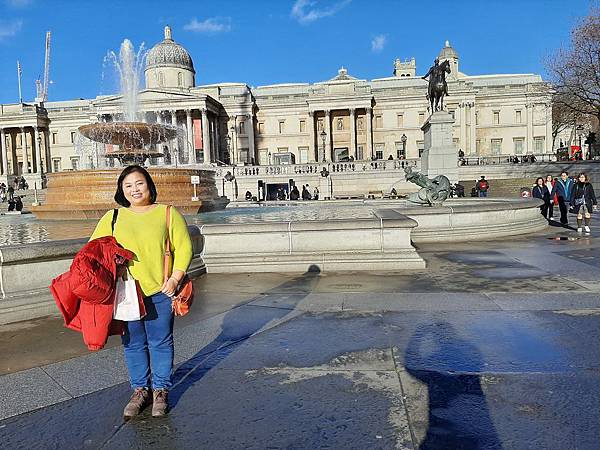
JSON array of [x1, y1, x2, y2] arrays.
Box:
[[0, 30, 553, 187]]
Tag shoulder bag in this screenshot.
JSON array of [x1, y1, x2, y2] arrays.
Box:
[[164, 205, 194, 316]]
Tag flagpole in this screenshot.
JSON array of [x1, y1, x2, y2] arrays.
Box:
[[17, 60, 23, 104]]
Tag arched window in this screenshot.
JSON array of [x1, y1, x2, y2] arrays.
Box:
[[158, 72, 164, 87], [178, 72, 183, 87]]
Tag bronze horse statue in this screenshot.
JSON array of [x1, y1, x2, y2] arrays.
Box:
[[423, 59, 451, 112]]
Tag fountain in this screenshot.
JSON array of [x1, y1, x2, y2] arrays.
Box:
[[31, 39, 226, 220]]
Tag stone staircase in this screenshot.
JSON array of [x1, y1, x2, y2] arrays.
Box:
[[459, 177, 537, 198]]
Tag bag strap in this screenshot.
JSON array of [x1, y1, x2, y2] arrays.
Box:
[[163, 205, 172, 283], [111, 208, 119, 236]]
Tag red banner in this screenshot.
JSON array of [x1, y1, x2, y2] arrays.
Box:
[[193, 119, 203, 150]]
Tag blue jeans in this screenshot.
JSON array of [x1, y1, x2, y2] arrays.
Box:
[[122, 292, 174, 390], [478, 191, 488, 198]]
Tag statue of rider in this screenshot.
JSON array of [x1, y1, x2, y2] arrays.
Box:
[[422, 58, 449, 97]]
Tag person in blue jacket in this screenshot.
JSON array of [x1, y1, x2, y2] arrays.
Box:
[[551, 171, 574, 225], [532, 177, 550, 217]]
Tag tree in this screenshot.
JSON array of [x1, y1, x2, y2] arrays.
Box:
[[551, 92, 591, 148], [547, 10, 600, 131]]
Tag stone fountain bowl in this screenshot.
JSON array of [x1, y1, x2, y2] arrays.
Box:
[[79, 122, 178, 150]]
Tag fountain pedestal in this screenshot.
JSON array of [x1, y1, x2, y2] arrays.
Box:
[[420, 111, 458, 184]]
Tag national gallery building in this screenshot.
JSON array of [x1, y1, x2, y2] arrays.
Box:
[[0, 26, 552, 186]]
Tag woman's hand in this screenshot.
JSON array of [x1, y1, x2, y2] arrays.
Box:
[[160, 277, 179, 297]]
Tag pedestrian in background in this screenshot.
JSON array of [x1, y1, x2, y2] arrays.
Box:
[[90, 165, 193, 419], [545, 174, 557, 220], [476, 176, 489, 198], [570, 172, 597, 233], [532, 177, 550, 218], [551, 171, 574, 226]]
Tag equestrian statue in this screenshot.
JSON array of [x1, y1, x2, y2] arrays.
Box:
[[422, 58, 451, 112]]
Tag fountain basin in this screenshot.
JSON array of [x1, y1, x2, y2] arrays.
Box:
[[31, 167, 228, 220]]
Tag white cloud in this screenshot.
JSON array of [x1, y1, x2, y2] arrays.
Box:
[[291, 0, 351, 24], [371, 34, 386, 53], [183, 17, 232, 33], [5, 0, 33, 7], [0, 19, 23, 41]]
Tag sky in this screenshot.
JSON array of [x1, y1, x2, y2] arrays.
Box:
[[0, 0, 594, 104]]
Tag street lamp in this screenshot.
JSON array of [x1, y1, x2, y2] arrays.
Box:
[[320, 130, 327, 162], [401, 133, 407, 158]]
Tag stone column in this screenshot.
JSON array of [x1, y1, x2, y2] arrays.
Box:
[[324, 110, 331, 162], [365, 107, 373, 159], [21, 127, 30, 174], [0, 128, 7, 176], [247, 112, 256, 165], [308, 111, 316, 162], [459, 102, 467, 155], [469, 103, 477, 155], [349, 108, 356, 160], [186, 109, 194, 164], [545, 103, 552, 153], [34, 126, 42, 174], [44, 128, 51, 172], [201, 108, 211, 164], [170, 110, 179, 166], [526, 103, 534, 153]]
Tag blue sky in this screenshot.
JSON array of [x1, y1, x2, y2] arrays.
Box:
[[0, 0, 592, 104]]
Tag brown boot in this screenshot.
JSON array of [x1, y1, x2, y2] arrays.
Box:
[[123, 387, 151, 420], [152, 388, 169, 417]]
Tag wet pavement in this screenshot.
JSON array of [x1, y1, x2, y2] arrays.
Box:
[[1, 225, 600, 449]]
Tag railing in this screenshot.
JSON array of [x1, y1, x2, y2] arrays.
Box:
[[215, 159, 420, 178], [458, 154, 557, 166]]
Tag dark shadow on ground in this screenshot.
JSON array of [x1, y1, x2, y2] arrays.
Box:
[[168, 265, 322, 409], [404, 321, 501, 450]]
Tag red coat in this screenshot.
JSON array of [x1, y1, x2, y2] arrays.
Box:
[[50, 236, 145, 351]]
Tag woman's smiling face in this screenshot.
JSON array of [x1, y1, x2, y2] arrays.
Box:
[[122, 171, 151, 207]]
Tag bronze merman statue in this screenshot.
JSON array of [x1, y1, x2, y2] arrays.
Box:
[[404, 166, 450, 205]]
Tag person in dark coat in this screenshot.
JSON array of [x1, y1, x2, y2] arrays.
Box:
[[569, 172, 597, 233], [289, 186, 300, 200], [545, 175, 557, 220], [551, 171, 574, 225], [532, 177, 550, 218]]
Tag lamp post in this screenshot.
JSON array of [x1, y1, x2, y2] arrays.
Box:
[[320, 129, 327, 162], [401, 133, 407, 158]]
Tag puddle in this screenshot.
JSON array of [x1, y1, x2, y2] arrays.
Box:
[[548, 236, 579, 241]]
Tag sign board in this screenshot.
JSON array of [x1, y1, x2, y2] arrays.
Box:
[[190, 175, 200, 184]]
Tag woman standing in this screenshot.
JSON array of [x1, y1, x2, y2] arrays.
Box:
[[545, 174, 557, 220], [570, 172, 597, 233], [90, 165, 192, 419], [532, 177, 550, 217]]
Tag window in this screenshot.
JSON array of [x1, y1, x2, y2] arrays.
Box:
[[356, 145, 364, 160], [476, 139, 482, 152], [17, 134, 22, 146], [70, 131, 76, 144], [298, 146, 309, 163], [238, 148, 250, 164], [52, 158, 61, 172], [417, 140, 425, 157], [418, 112, 425, 125], [375, 115, 382, 129], [51, 132, 58, 144], [513, 138, 524, 155], [395, 142, 405, 159], [397, 114, 404, 127], [515, 110, 522, 124], [278, 120, 285, 134], [277, 147, 288, 153], [299, 120, 306, 133], [259, 149, 269, 165], [70, 157, 80, 170], [491, 138, 502, 155], [449, 110, 456, 120], [258, 122, 265, 134], [493, 111, 500, 125], [534, 137, 545, 153], [375, 143, 384, 160], [239, 120, 246, 135], [317, 119, 324, 131], [357, 117, 364, 130], [177, 72, 183, 87], [336, 118, 344, 130]]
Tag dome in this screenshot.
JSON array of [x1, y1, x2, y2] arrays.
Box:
[[146, 26, 195, 74], [438, 40, 458, 60]]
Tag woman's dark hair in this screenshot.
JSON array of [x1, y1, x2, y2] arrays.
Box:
[[535, 177, 544, 185], [114, 165, 157, 207], [577, 172, 588, 183]]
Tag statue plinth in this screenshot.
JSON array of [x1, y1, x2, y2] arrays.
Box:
[[420, 111, 458, 184]]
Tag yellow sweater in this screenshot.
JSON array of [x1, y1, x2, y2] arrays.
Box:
[[90, 204, 193, 297]]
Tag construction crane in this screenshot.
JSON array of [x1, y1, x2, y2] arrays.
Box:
[[35, 31, 51, 103]]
